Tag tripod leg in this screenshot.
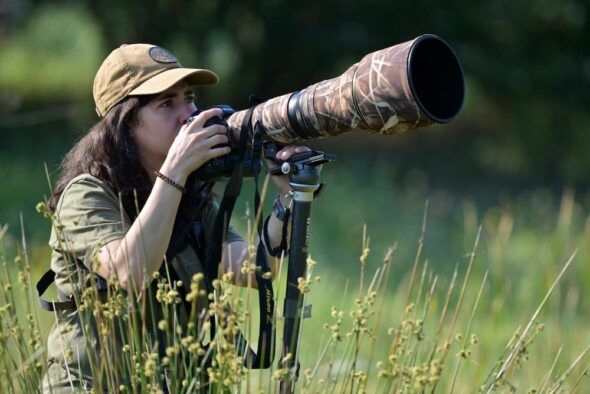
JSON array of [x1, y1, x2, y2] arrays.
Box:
[[280, 167, 321, 393]]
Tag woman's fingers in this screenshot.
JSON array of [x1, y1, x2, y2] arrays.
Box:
[[276, 145, 311, 160], [186, 131, 229, 160], [179, 108, 221, 135], [168, 109, 233, 174], [189, 124, 227, 139], [201, 133, 229, 148], [186, 108, 222, 129], [208, 145, 232, 158]]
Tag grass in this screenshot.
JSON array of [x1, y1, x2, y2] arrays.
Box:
[[2, 184, 590, 392], [1, 135, 590, 391]]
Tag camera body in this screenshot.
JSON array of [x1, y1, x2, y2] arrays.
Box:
[[192, 105, 259, 181], [201, 104, 236, 128]]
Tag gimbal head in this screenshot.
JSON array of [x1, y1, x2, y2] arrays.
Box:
[[267, 150, 336, 176]]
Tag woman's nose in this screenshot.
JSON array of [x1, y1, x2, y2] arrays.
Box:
[[180, 103, 197, 125]]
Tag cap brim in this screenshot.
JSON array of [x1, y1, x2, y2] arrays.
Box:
[[129, 68, 219, 95]]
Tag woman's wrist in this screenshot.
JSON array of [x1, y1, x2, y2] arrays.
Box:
[[264, 196, 290, 256], [159, 158, 189, 185], [270, 193, 290, 222]]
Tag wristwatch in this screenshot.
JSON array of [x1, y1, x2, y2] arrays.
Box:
[[272, 194, 289, 221]]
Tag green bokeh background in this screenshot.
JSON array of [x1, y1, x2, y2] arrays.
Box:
[[1, 0, 590, 390]]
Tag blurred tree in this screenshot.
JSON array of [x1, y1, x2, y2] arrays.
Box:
[[0, 4, 104, 100], [0, 0, 589, 182]]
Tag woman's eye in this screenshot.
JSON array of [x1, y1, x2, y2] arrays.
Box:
[[185, 95, 195, 103], [160, 100, 172, 108]]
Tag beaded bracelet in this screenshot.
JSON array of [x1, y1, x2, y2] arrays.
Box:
[[154, 170, 186, 194]]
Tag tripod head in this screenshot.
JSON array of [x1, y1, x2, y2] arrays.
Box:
[[265, 147, 336, 198], [266, 149, 336, 176]]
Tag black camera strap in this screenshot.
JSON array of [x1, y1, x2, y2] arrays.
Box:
[[250, 123, 277, 368], [205, 102, 275, 369]]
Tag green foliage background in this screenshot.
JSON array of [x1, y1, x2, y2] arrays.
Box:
[[1, 0, 590, 390], [0, 0, 588, 239]]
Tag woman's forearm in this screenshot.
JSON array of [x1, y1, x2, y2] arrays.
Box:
[[97, 161, 186, 291]]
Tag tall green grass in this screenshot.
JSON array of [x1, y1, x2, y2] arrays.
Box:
[[2, 188, 590, 392]]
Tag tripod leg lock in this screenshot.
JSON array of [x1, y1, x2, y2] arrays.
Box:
[[284, 300, 312, 319]]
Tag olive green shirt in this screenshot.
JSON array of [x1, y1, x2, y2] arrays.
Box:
[[42, 174, 243, 392]]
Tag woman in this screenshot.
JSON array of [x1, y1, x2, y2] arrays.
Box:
[[42, 43, 303, 392]]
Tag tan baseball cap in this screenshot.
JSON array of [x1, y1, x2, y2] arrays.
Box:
[[93, 44, 219, 117]]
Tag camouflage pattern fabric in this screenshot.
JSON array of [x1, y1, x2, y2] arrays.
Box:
[[226, 34, 463, 144]]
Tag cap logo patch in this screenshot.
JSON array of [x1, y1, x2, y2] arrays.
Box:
[[149, 47, 178, 64]]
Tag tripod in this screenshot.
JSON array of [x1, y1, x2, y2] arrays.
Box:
[[268, 150, 335, 393]]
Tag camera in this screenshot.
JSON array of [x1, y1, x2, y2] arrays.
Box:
[[192, 105, 260, 182]]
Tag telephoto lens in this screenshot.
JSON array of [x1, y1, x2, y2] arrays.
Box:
[[226, 34, 464, 144]]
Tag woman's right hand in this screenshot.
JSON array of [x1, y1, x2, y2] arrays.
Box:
[[164, 108, 232, 180]]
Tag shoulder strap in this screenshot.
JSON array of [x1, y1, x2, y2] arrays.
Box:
[[165, 181, 213, 263], [36, 267, 108, 312], [37, 269, 75, 312], [164, 180, 214, 317]]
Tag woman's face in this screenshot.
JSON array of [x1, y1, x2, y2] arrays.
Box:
[[131, 80, 197, 170]]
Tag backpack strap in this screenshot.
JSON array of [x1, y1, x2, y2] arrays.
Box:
[[163, 178, 215, 318], [37, 269, 75, 312], [37, 266, 108, 312]]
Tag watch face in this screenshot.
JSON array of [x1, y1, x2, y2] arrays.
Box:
[[273, 196, 288, 221]]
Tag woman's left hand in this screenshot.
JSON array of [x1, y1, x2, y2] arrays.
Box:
[[264, 145, 311, 194]]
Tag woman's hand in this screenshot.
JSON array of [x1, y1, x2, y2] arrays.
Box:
[[264, 145, 311, 194], [164, 108, 231, 181]]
